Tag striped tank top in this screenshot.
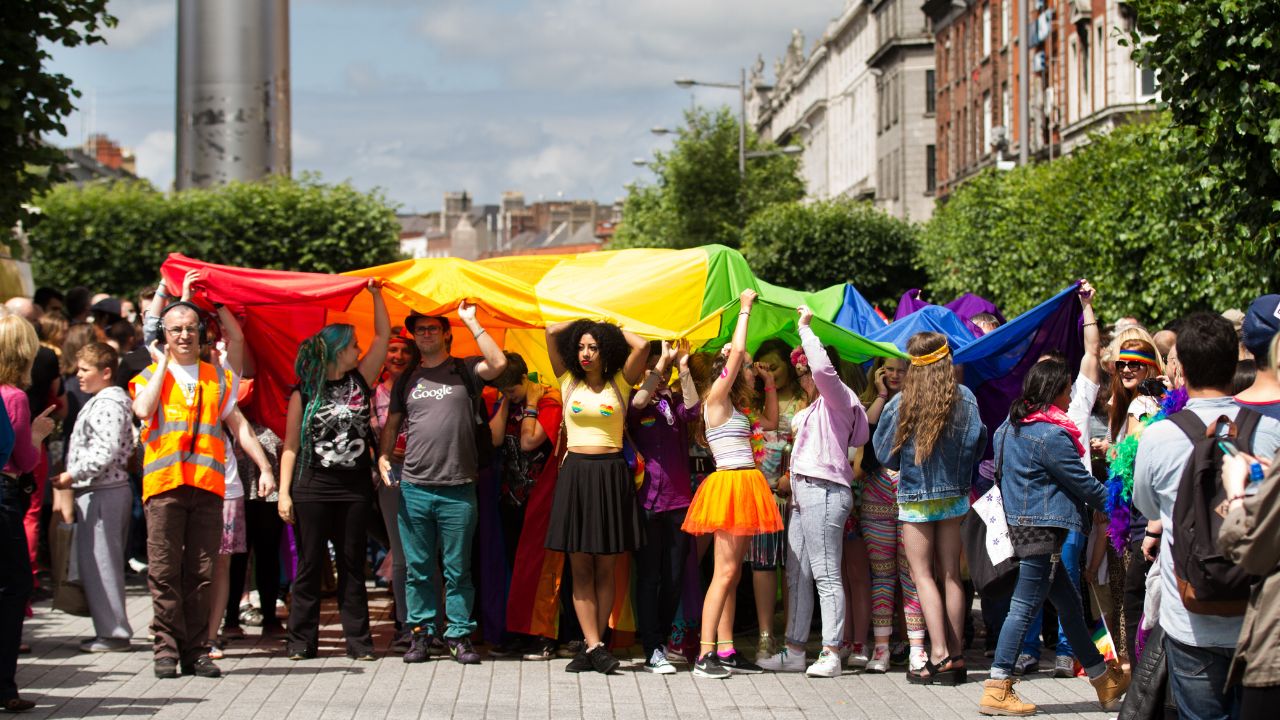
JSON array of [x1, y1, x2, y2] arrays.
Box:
[[704, 406, 756, 470]]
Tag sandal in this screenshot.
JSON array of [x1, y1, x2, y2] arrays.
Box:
[[935, 654, 967, 686], [907, 657, 942, 685]]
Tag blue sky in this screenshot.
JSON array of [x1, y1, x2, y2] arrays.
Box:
[[47, 0, 836, 213]]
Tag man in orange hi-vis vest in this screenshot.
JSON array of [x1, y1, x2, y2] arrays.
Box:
[[130, 301, 234, 680]]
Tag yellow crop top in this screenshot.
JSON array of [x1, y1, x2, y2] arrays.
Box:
[[560, 371, 631, 449]]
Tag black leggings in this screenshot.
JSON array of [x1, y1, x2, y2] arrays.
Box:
[[1242, 685, 1280, 720], [634, 508, 689, 655], [288, 500, 372, 656], [226, 500, 285, 629]]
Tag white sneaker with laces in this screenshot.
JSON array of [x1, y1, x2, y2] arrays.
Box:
[[757, 646, 806, 672], [846, 643, 870, 670], [865, 644, 890, 673], [644, 647, 677, 674], [1013, 652, 1040, 675], [806, 649, 842, 678]]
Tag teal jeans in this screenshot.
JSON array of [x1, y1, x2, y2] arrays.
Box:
[[398, 482, 478, 638]]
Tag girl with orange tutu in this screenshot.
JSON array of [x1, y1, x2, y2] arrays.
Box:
[[682, 289, 784, 679]]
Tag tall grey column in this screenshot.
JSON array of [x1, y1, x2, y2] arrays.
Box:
[[176, 0, 291, 189]]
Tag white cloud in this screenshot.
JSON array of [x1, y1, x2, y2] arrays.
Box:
[[418, 0, 837, 90], [292, 131, 323, 162], [101, 0, 175, 50], [134, 130, 174, 190]]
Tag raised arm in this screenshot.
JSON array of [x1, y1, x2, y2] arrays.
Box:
[[620, 328, 650, 386], [1078, 280, 1101, 385], [461, 300, 507, 381], [754, 362, 779, 431], [544, 320, 574, 379], [676, 340, 699, 411], [132, 342, 169, 421], [489, 396, 509, 449], [632, 342, 673, 409], [357, 281, 391, 387], [708, 290, 758, 412], [215, 305, 250, 378], [518, 382, 551, 452]]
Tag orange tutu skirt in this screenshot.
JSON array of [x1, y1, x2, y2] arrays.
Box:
[[682, 468, 784, 536]]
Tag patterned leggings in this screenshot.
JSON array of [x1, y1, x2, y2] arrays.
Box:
[[859, 469, 924, 639]]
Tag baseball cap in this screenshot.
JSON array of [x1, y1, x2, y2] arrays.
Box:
[[1242, 294, 1280, 361]]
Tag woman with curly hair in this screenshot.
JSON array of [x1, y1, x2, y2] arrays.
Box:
[[278, 281, 388, 661], [544, 316, 648, 674], [681, 290, 785, 679], [872, 331, 986, 684]]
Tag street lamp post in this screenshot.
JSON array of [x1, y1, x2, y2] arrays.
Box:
[[675, 68, 747, 176]]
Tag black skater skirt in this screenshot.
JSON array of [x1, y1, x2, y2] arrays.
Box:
[[544, 451, 645, 555]]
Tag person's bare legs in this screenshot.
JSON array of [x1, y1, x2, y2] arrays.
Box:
[[701, 532, 748, 657], [569, 553, 602, 646], [843, 534, 871, 649], [902, 520, 949, 666], [934, 517, 966, 668], [592, 554, 617, 644], [207, 554, 231, 648], [753, 568, 776, 636]]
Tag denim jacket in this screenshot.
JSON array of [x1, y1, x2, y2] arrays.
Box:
[[993, 419, 1107, 535], [872, 384, 987, 503]]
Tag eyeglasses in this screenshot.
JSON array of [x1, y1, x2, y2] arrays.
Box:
[[165, 326, 199, 337], [412, 324, 443, 336], [1114, 360, 1151, 372]]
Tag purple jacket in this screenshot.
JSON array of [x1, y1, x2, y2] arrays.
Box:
[[789, 325, 868, 487], [627, 391, 699, 512]]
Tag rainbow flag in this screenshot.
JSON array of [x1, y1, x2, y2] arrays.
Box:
[[1091, 615, 1118, 664]]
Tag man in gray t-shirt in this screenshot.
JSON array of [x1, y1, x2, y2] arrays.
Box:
[[379, 302, 506, 665]]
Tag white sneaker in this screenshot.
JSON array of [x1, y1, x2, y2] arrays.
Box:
[[846, 643, 869, 670], [757, 646, 806, 672], [806, 649, 842, 678], [644, 647, 676, 674], [1013, 652, 1040, 676], [909, 645, 928, 673], [127, 558, 148, 574], [865, 644, 890, 673]]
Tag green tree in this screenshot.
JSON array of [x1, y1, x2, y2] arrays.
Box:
[[742, 198, 924, 308], [921, 116, 1277, 324], [1127, 0, 1280, 247], [29, 174, 403, 295], [611, 106, 804, 250], [1, 1, 116, 240]]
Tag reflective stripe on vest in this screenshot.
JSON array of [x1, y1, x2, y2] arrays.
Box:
[[137, 361, 229, 502]]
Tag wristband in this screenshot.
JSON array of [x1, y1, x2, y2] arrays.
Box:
[[763, 385, 776, 392], [1082, 321, 1097, 327], [1226, 494, 1246, 504], [1145, 530, 1162, 539], [877, 393, 889, 400], [522, 408, 539, 419], [473, 329, 487, 339]]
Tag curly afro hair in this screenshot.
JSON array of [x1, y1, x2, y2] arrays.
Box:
[[556, 319, 630, 380]]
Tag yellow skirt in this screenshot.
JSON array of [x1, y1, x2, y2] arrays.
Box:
[[682, 468, 784, 536]]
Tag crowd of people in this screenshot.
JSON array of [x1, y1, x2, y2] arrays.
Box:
[[0, 274, 1277, 720]]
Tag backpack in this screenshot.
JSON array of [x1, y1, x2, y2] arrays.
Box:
[[1167, 407, 1260, 616], [451, 358, 495, 470]]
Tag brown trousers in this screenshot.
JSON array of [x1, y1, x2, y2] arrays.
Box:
[[144, 485, 222, 663]]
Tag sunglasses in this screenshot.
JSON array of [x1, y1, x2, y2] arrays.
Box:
[[1114, 360, 1152, 373]]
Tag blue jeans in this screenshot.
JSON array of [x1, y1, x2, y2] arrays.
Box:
[[991, 551, 1106, 680], [1165, 636, 1241, 720], [398, 482, 477, 638], [784, 475, 852, 648], [1021, 529, 1085, 657]]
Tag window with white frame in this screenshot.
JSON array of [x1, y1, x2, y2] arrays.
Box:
[[982, 5, 992, 58]]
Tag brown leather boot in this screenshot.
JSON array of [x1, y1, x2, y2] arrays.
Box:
[[1090, 660, 1131, 711], [979, 678, 1037, 716]]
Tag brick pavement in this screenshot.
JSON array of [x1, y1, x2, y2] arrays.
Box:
[[17, 582, 1117, 719]]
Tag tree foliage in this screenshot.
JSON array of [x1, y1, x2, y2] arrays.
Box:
[[1128, 0, 1280, 248], [920, 116, 1277, 325], [1, 1, 116, 238], [29, 175, 403, 295], [611, 107, 804, 250], [742, 198, 923, 308]]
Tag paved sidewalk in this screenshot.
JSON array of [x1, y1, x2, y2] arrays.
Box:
[[18, 582, 1117, 719]]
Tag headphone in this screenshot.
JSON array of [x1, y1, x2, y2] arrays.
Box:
[[160, 300, 208, 346]]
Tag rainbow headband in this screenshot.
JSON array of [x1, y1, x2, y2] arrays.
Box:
[[910, 342, 951, 367], [1116, 349, 1158, 366]]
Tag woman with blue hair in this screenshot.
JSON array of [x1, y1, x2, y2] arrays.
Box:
[[278, 281, 389, 660]]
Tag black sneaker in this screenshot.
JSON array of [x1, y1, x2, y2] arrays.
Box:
[[522, 637, 556, 661], [447, 638, 481, 665], [403, 630, 431, 664], [154, 658, 179, 679], [693, 652, 730, 679], [719, 650, 764, 674], [558, 640, 585, 659], [489, 636, 530, 658], [182, 656, 222, 678], [890, 642, 909, 667], [587, 643, 620, 674], [565, 648, 593, 673], [391, 628, 412, 654]]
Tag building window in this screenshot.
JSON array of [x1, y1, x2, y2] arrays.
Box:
[[982, 92, 993, 156], [1002, 81, 1011, 128], [1002, 0, 1011, 48], [1140, 67, 1157, 97], [926, 69, 936, 114], [982, 5, 992, 58], [926, 144, 937, 193], [892, 73, 900, 126]]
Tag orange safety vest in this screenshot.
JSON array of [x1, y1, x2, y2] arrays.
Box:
[[130, 361, 230, 502]]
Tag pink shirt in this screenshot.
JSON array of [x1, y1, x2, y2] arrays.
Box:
[[1, 385, 38, 476]]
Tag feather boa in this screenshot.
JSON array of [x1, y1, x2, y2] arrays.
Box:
[[1104, 386, 1188, 551]]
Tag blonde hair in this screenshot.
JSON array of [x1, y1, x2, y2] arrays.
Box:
[[893, 332, 958, 464], [0, 315, 40, 388], [61, 323, 101, 376], [1105, 326, 1166, 373]]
